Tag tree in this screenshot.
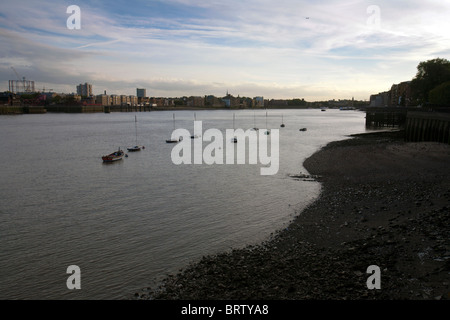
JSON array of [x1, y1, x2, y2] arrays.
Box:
[[410, 58, 450, 104], [429, 81, 450, 107], [288, 98, 307, 107]]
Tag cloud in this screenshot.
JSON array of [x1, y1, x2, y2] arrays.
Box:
[[1, 0, 449, 99]]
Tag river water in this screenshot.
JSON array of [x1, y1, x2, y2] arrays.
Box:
[[0, 108, 369, 299]]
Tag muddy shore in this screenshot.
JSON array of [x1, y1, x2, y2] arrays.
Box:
[[137, 130, 450, 300]]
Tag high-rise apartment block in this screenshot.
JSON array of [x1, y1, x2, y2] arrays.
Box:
[[137, 88, 147, 98], [77, 83, 93, 97]]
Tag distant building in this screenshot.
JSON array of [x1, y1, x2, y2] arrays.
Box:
[[120, 95, 130, 106], [205, 95, 225, 107], [129, 95, 138, 106], [95, 94, 110, 106], [369, 91, 389, 107], [254, 96, 264, 108], [0, 92, 20, 106], [110, 94, 120, 106], [9, 79, 35, 94], [137, 88, 147, 98], [187, 96, 205, 107], [70, 94, 82, 102], [268, 99, 288, 107], [369, 81, 412, 107], [222, 93, 240, 107], [76, 83, 93, 97], [391, 81, 412, 106], [150, 97, 166, 107]]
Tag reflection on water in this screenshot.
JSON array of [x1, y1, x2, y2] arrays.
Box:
[[0, 109, 367, 299]]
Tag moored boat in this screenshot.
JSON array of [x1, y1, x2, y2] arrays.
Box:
[[102, 149, 125, 162], [166, 137, 182, 143], [128, 116, 144, 151], [127, 145, 144, 152], [166, 113, 181, 143]]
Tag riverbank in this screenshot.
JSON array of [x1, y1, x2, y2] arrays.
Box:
[[136, 130, 450, 300]]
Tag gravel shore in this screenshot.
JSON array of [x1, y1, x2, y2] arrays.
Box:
[[137, 130, 450, 300]]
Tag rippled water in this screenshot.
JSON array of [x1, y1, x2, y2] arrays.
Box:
[[0, 109, 368, 299]]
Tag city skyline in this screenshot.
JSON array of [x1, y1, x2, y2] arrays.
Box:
[[1, 1, 450, 100]]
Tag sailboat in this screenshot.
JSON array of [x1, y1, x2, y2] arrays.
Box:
[[232, 113, 237, 143], [191, 112, 200, 139], [264, 112, 270, 135], [251, 113, 259, 131], [127, 115, 145, 152], [166, 113, 182, 143], [280, 114, 285, 128]]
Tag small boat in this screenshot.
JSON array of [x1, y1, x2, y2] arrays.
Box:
[[280, 114, 285, 127], [299, 128, 307, 132], [264, 112, 270, 135], [321, 108, 327, 112], [127, 116, 145, 151], [232, 113, 238, 143], [102, 148, 125, 162], [166, 113, 181, 143], [191, 113, 200, 139], [127, 145, 145, 152], [251, 113, 259, 131]]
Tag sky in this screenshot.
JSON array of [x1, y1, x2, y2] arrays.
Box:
[[1, 0, 450, 101]]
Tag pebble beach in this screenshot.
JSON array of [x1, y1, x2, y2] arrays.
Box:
[[136, 130, 450, 300]]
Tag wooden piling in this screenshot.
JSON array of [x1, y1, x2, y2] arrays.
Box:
[[405, 112, 450, 144]]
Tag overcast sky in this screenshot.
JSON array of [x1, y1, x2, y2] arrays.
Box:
[[1, 0, 449, 100]]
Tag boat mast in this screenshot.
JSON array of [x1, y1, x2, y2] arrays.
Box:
[[135, 115, 138, 145], [172, 113, 176, 131]]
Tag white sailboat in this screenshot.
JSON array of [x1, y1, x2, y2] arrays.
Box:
[[232, 113, 237, 143], [251, 112, 259, 131], [191, 112, 200, 139], [280, 114, 285, 128], [127, 115, 145, 152], [264, 112, 270, 135], [166, 113, 182, 143]]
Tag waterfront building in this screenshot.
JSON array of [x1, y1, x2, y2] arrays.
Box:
[[187, 96, 205, 107], [369, 81, 412, 107], [137, 88, 147, 98], [129, 95, 138, 106], [222, 93, 240, 107], [120, 95, 130, 106], [95, 94, 110, 106], [110, 94, 120, 106], [76, 83, 93, 97], [254, 96, 264, 108]]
